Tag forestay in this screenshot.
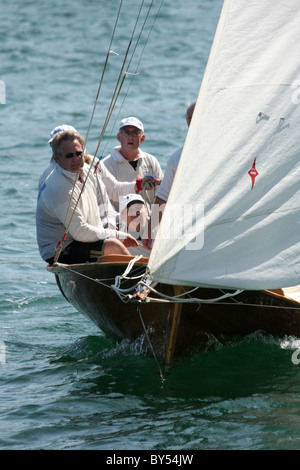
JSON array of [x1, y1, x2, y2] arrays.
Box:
[[148, 0, 300, 290]]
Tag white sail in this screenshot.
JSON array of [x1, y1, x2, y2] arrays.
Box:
[[148, 0, 300, 290]]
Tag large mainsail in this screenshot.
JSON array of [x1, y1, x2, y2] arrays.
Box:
[[148, 0, 300, 290]]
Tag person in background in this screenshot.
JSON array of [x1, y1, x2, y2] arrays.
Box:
[[119, 194, 150, 258], [101, 116, 163, 211], [36, 130, 139, 265], [155, 102, 195, 208], [142, 102, 196, 250]]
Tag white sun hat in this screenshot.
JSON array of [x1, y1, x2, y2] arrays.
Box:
[[119, 117, 144, 132], [119, 194, 145, 214], [48, 124, 77, 143]]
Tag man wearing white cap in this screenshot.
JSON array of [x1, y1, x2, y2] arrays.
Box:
[[102, 116, 163, 212]]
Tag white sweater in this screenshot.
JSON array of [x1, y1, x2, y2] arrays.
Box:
[[38, 157, 136, 201], [155, 147, 182, 202], [102, 147, 164, 210], [36, 163, 128, 261]]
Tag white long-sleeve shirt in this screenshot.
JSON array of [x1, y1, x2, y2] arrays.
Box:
[[38, 157, 136, 201], [155, 147, 182, 202], [38, 157, 138, 229], [36, 163, 129, 261], [102, 147, 163, 210]]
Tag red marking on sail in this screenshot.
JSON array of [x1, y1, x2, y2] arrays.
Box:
[[248, 158, 259, 189]]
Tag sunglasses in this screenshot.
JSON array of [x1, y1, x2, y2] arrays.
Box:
[[62, 151, 83, 159]]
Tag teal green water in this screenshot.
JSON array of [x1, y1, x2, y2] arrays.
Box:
[[1, 0, 300, 451]]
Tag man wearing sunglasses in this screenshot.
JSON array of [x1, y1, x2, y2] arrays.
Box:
[[36, 129, 141, 265]]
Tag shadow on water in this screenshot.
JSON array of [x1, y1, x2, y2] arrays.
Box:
[[52, 330, 300, 400]]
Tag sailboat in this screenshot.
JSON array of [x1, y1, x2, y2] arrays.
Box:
[[48, 0, 300, 365]]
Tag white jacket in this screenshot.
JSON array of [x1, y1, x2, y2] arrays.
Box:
[[102, 147, 164, 210], [36, 163, 128, 261], [155, 147, 182, 202], [38, 157, 136, 200], [38, 157, 56, 190]]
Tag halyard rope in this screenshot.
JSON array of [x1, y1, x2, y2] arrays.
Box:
[[53, 261, 300, 310], [53, 0, 162, 262]]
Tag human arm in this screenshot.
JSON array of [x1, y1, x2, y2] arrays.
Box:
[[97, 163, 161, 202], [47, 170, 120, 242]]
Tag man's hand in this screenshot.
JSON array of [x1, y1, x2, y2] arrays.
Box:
[[141, 219, 153, 251], [142, 236, 152, 251], [136, 175, 161, 192], [122, 233, 139, 248]]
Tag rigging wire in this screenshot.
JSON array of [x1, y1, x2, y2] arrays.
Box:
[[99, 0, 165, 210], [53, 263, 145, 289], [102, 0, 164, 158], [90, 0, 159, 164], [53, 1, 125, 263], [55, 1, 125, 261], [53, 0, 160, 263], [88, 0, 146, 167], [136, 304, 165, 383], [50, 263, 300, 311], [83, 0, 124, 153]]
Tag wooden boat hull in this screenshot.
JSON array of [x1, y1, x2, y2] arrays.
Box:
[[48, 256, 300, 362], [49, 257, 176, 359]]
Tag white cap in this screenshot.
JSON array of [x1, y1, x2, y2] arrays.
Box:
[[48, 125, 77, 143], [119, 117, 144, 132], [120, 194, 145, 214]]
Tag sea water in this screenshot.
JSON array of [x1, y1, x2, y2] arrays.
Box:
[[1, 0, 300, 452]]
